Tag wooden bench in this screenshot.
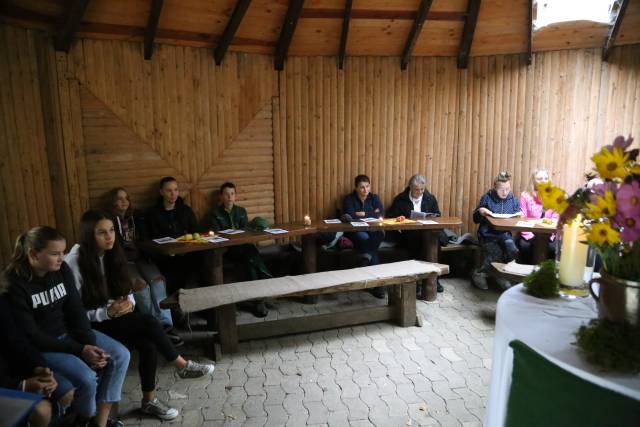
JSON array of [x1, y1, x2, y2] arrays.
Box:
[[168, 260, 448, 355], [440, 243, 481, 270]]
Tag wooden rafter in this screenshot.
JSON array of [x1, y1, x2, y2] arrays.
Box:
[[214, 0, 252, 65], [144, 0, 164, 60], [602, 0, 629, 61], [54, 0, 90, 52], [401, 0, 434, 70], [457, 0, 481, 69], [337, 0, 352, 70], [300, 9, 465, 21], [274, 0, 305, 71], [526, 0, 533, 65]]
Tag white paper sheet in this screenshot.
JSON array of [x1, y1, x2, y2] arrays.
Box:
[[219, 229, 245, 235], [489, 212, 520, 219], [323, 219, 342, 224], [361, 217, 381, 222], [204, 236, 229, 243], [417, 220, 438, 225], [153, 237, 177, 244], [351, 222, 369, 227], [264, 228, 289, 235], [515, 221, 535, 227]]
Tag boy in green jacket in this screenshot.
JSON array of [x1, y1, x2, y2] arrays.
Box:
[[207, 182, 271, 317]]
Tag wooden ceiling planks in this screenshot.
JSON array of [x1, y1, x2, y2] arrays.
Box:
[[1, 0, 639, 60]]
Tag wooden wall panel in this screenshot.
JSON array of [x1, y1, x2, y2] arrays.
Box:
[[276, 46, 640, 233], [0, 26, 55, 263]]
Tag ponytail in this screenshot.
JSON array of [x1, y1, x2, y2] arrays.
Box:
[[2, 226, 66, 284]]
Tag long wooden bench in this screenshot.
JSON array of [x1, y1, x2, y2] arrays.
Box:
[[168, 260, 448, 355]]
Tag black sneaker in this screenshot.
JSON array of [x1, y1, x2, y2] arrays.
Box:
[[166, 329, 184, 347], [105, 419, 124, 427], [253, 301, 269, 318], [368, 287, 386, 299], [437, 281, 444, 293]]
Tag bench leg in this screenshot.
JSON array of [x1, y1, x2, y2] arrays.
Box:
[[302, 234, 319, 304], [396, 281, 417, 327], [420, 230, 440, 301], [217, 304, 239, 354], [421, 276, 438, 302]]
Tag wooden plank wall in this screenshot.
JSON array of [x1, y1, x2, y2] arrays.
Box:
[[0, 26, 55, 262], [275, 46, 640, 231]]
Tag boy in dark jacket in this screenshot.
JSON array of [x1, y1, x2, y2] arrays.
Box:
[[472, 171, 523, 290], [206, 182, 271, 317], [146, 177, 201, 294]]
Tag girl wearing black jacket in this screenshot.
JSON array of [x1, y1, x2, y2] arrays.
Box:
[[4, 226, 129, 427], [65, 210, 214, 421]]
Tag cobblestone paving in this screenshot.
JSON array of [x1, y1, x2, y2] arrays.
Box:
[[118, 278, 499, 426]]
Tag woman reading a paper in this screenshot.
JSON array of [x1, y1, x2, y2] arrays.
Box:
[[472, 171, 523, 291], [387, 175, 445, 293]]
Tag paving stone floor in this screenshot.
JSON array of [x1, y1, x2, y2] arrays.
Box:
[[118, 277, 500, 426]]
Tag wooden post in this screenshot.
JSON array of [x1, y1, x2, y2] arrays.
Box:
[[301, 234, 318, 303], [420, 230, 439, 301], [396, 281, 417, 327], [206, 248, 238, 354]]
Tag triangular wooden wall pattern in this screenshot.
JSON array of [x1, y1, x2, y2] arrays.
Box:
[[80, 86, 275, 223]]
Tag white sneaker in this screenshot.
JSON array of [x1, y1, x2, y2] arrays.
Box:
[[177, 360, 215, 379], [140, 398, 179, 420]]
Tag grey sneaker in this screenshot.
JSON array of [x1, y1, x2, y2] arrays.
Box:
[[177, 360, 215, 379], [140, 398, 179, 420], [472, 271, 489, 290], [495, 277, 514, 291]]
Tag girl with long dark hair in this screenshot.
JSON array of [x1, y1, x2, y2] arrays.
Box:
[[4, 226, 130, 427], [106, 187, 181, 345], [65, 210, 214, 421]]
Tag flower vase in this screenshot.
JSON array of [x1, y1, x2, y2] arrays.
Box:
[[589, 272, 640, 326]]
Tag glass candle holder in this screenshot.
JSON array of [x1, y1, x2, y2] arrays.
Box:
[[556, 217, 595, 299]]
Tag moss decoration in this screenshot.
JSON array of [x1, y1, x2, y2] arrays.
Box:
[[575, 319, 640, 373], [523, 259, 560, 298]]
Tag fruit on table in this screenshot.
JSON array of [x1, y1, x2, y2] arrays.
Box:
[[193, 232, 201, 240], [176, 233, 194, 241], [396, 216, 406, 222]]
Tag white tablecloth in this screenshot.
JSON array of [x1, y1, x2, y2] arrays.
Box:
[[484, 285, 640, 427]]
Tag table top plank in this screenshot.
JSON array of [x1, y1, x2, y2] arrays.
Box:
[[486, 216, 557, 235]]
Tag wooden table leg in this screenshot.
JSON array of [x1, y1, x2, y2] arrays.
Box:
[[396, 281, 417, 327], [420, 230, 439, 301], [302, 234, 319, 304], [531, 235, 547, 265], [205, 248, 238, 354]]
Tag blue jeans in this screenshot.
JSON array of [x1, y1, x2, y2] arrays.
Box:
[[42, 330, 130, 417], [129, 261, 173, 328], [346, 231, 385, 265]]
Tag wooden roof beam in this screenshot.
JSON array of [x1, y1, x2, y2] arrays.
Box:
[[274, 0, 305, 71], [457, 0, 481, 69], [602, 0, 629, 61], [401, 0, 434, 70], [144, 0, 164, 60], [526, 0, 532, 65], [337, 0, 352, 70], [54, 0, 90, 52], [214, 0, 252, 65]]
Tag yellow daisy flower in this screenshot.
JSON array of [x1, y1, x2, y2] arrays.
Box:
[[588, 222, 620, 246], [538, 183, 568, 213], [585, 191, 617, 220], [591, 147, 629, 180]]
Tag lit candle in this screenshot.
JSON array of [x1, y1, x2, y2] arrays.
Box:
[[378, 216, 384, 225], [208, 230, 215, 237], [558, 215, 589, 287], [304, 215, 311, 226]]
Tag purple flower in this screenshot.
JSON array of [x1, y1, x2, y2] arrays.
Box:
[[616, 181, 640, 218], [605, 135, 633, 151], [588, 182, 618, 203]]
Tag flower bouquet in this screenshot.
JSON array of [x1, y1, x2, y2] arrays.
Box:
[[537, 135, 640, 372]]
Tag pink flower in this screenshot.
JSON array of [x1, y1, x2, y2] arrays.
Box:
[[616, 181, 640, 218], [616, 214, 640, 243]]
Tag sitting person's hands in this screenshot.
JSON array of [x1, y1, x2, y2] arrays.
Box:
[[132, 277, 147, 292], [354, 211, 365, 217], [24, 367, 57, 396], [81, 345, 110, 370], [478, 207, 492, 217], [107, 297, 134, 318]]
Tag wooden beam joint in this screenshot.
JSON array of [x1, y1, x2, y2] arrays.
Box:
[[337, 0, 352, 70], [144, 0, 164, 60], [54, 0, 90, 52], [602, 0, 629, 61], [401, 0, 434, 70], [457, 0, 481, 69], [274, 0, 305, 71], [214, 0, 252, 65]]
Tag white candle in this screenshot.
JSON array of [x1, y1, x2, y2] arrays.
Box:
[[558, 216, 589, 287], [304, 215, 311, 226]]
